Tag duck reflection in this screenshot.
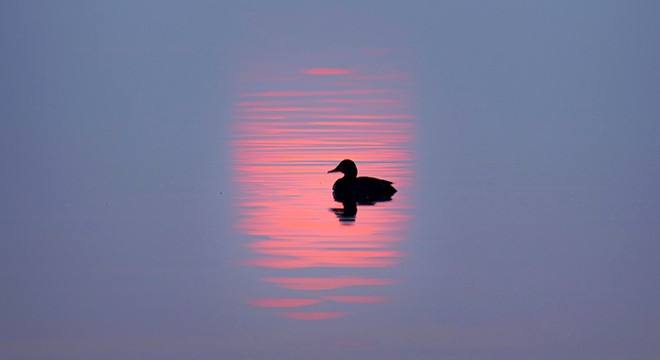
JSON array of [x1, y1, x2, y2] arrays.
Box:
[[330, 200, 358, 223]]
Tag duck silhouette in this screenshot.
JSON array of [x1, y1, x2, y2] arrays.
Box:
[[327, 159, 397, 205]]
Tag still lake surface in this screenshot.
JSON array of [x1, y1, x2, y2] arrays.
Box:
[[3, 45, 658, 360]]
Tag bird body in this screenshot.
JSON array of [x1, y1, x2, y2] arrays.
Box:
[[327, 159, 397, 204]]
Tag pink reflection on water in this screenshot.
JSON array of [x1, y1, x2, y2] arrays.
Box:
[[240, 88, 399, 98], [232, 50, 414, 320], [260, 277, 398, 291], [278, 312, 348, 321], [247, 298, 323, 308], [302, 68, 353, 76], [324, 295, 392, 304]]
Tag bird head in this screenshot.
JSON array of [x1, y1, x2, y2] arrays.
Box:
[[328, 159, 358, 178]]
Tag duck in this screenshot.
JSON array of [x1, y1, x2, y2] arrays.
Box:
[[327, 159, 397, 204]]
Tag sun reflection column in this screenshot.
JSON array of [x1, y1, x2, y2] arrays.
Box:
[[232, 49, 415, 320]]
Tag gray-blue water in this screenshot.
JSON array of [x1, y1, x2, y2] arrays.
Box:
[[2, 2, 660, 359]]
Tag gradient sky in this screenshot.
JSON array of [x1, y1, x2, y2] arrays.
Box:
[[2, 1, 660, 359]]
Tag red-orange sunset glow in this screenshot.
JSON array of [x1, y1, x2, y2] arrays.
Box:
[[232, 51, 414, 320]]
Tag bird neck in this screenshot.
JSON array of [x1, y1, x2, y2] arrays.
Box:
[[342, 172, 357, 179]]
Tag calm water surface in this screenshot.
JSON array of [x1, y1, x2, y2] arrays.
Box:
[[3, 3, 660, 359]]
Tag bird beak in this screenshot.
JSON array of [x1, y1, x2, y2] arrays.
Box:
[[328, 166, 340, 173]]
